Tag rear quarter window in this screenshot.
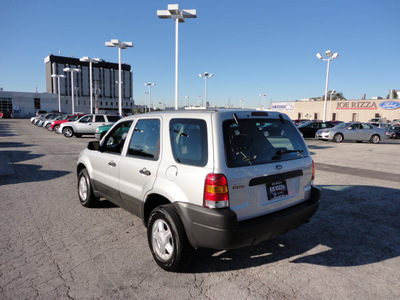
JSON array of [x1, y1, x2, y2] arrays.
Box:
[[223, 118, 308, 168], [170, 119, 208, 167]]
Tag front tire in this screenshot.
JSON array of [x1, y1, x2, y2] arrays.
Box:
[[370, 134, 380, 144], [333, 133, 343, 143], [63, 127, 74, 138], [147, 205, 194, 272], [54, 124, 61, 134], [78, 169, 99, 207]]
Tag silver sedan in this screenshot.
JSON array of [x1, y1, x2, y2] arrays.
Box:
[[315, 122, 386, 143]]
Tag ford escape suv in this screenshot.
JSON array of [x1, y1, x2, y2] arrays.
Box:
[[77, 109, 320, 271]]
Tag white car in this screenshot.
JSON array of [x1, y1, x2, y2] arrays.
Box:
[[315, 122, 386, 143], [60, 114, 121, 138], [77, 109, 320, 271]]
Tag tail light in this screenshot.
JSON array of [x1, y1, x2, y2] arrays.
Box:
[[204, 174, 229, 209], [312, 160, 315, 181]]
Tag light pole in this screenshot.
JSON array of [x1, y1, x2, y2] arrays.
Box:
[[80, 56, 101, 114], [185, 96, 189, 107], [63, 67, 80, 114], [240, 98, 245, 109], [199, 72, 213, 107], [51, 74, 65, 112], [316, 50, 339, 122], [144, 82, 155, 113], [328, 90, 336, 121], [258, 93, 267, 110], [106, 39, 133, 116], [157, 4, 197, 110]]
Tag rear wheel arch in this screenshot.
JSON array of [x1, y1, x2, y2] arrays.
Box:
[[143, 194, 171, 227]]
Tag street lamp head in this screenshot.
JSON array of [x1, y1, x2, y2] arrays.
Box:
[[316, 53, 323, 59], [325, 50, 333, 57], [209, 73, 214, 78], [199, 74, 203, 78], [332, 52, 339, 59], [106, 39, 133, 49]]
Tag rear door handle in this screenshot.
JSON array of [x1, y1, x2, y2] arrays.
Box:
[[108, 161, 116, 167], [139, 168, 151, 176]]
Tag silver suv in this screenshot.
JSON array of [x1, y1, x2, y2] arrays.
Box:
[[60, 114, 121, 138], [77, 110, 320, 271]]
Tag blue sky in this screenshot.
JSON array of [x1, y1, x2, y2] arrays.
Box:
[[1, 0, 399, 108]]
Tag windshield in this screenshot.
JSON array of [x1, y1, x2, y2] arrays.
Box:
[[335, 122, 351, 128], [223, 118, 308, 167]]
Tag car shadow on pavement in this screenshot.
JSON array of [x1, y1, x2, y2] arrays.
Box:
[[0, 122, 17, 137], [190, 185, 399, 273], [0, 148, 70, 184]]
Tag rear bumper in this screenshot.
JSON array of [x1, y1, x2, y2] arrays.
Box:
[[175, 186, 320, 250]]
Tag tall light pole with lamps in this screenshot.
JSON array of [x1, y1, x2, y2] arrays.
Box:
[[106, 39, 133, 116], [51, 74, 65, 112], [63, 67, 80, 114], [80, 56, 101, 114], [144, 82, 155, 113], [258, 93, 267, 110], [316, 50, 339, 122], [199, 72, 213, 107], [157, 4, 197, 110]]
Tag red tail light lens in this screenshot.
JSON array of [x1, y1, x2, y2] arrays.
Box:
[[204, 174, 229, 209]]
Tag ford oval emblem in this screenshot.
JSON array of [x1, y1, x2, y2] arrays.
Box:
[[379, 101, 400, 110], [275, 164, 283, 170]]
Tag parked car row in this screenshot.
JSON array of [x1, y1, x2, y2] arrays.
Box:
[[30, 113, 122, 138], [292, 119, 389, 144]]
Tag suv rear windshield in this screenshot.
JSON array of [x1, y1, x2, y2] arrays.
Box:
[[223, 118, 308, 167]]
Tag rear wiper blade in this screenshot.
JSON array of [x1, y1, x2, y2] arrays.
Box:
[[276, 149, 304, 155]]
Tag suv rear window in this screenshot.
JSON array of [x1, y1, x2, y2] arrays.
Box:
[[223, 118, 308, 167], [170, 119, 208, 167]]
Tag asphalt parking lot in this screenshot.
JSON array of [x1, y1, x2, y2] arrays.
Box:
[[1, 118, 399, 299]]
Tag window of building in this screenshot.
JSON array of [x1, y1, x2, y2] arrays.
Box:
[[314, 113, 318, 120], [34, 98, 41, 109], [332, 113, 336, 121], [352, 113, 358, 122], [297, 113, 301, 119], [0, 98, 12, 112]]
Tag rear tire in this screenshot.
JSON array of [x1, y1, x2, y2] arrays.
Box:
[[63, 127, 74, 138], [333, 133, 343, 143], [370, 134, 380, 144], [147, 205, 194, 272], [78, 169, 99, 207]]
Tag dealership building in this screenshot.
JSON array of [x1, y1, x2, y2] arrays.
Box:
[[0, 54, 135, 117], [271, 98, 400, 123]]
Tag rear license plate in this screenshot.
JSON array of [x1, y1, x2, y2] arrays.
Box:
[[267, 180, 288, 200]]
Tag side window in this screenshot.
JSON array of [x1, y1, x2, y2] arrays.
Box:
[[80, 115, 92, 123], [103, 121, 133, 153], [127, 119, 160, 160], [170, 119, 208, 167], [95, 115, 105, 122]]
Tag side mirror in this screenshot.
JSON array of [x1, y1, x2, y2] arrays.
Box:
[[87, 140, 100, 151]]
